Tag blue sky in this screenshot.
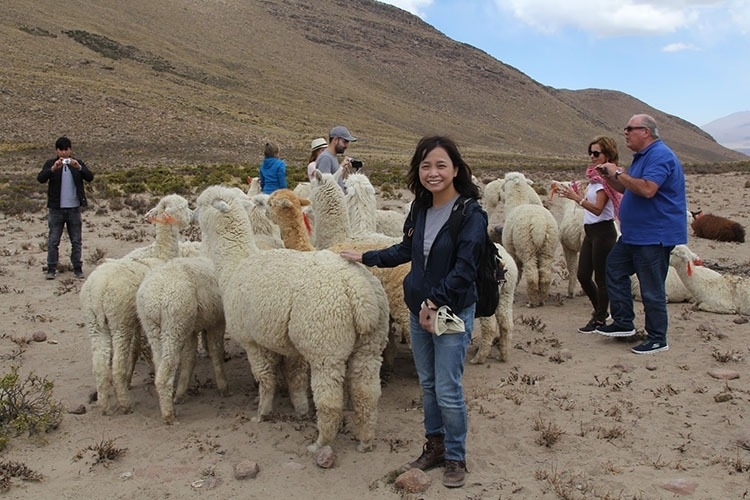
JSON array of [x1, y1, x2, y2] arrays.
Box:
[[378, 0, 749, 127]]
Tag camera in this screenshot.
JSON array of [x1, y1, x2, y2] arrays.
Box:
[[62, 158, 71, 165], [350, 159, 364, 170]]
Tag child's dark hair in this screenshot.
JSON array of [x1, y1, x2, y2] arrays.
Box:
[[406, 135, 479, 204]]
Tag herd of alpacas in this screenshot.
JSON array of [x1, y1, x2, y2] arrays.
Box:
[[80, 170, 747, 457]]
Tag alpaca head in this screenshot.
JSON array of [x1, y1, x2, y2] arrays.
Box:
[[145, 194, 192, 229]]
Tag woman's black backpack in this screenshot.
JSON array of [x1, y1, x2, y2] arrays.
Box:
[[447, 197, 505, 317]]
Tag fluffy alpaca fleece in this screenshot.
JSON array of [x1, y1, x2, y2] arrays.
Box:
[[268, 189, 315, 251], [690, 212, 746, 243], [310, 169, 351, 249], [470, 242, 518, 364], [550, 180, 586, 298], [136, 256, 229, 424], [81, 194, 193, 415], [196, 185, 389, 453], [498, 172, 559, 307], [669, 244, 750, 314], [376, 208, 406, 238], [344, 172, 379, 237]]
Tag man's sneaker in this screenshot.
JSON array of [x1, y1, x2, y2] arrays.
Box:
[[74, 269, 85, 279], [442, 460, 467, 488], [578, 318, 604, 334], [595, 323, 636, 337], [631, 341, 669, 354], [45, 270, 56, 280]]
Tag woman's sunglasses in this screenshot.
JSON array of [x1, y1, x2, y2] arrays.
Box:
[[588, 151, 602, 158]]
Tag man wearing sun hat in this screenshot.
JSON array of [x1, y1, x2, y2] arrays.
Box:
[[307, 137, 328, 181], [316, 125, 357, 189]]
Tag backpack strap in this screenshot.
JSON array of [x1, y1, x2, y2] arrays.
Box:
[[447, 196, 473, 242]]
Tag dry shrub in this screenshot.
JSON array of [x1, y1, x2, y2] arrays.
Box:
[[533, 415, 563, 447]]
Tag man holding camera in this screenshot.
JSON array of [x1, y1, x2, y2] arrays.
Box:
[[316, 125, 358, 190], [594, 114, 687, 354], [37, 136, 94, 280]]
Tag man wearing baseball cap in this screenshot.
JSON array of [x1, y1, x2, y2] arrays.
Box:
[[316, 125, 357, 189]]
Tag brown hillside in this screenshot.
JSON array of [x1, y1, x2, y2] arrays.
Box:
[[2, 0, 745, 171]]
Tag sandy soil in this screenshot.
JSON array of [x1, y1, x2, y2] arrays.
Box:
[[1, 172, 749, 499]]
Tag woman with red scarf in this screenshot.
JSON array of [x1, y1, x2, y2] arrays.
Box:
[[558, 136, 622, 333]]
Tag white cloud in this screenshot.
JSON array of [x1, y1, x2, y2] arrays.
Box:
[[662, 42, 699, 52], [377, 0, 433, 18], [491, 0, 726, 36]]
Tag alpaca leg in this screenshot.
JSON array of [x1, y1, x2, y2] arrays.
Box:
[[204, 327, 230, 396], [307, 361, 346, 452], [538, 256, 554, 305], [174, 331, 197, 405], [470, 315, 497, 364], [281, 354, 310, 416], [155, 342, 180, 424], [345, 350, 382, 453], [89, 328, 113, 415], [496, 305, 513, 362], [245, 343, 280, 422], [111, 327, 135, 414], [524, 260, 541, 306], [563, 247, 579, 297]]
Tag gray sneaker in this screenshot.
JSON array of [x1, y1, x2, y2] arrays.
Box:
[[45, 270, 56, 280]]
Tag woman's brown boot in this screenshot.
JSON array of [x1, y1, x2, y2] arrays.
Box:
[[407, 435, 445, 471]]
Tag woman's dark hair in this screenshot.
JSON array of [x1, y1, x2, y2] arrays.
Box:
[[406, 135, 479, 204]]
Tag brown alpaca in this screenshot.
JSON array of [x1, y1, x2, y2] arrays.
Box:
[[690, 211, 745, 243], [268, 189, 316, 251]]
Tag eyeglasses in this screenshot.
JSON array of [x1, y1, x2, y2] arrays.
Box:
[[624, 126, 647, 133], [588, 151, 602, 158]]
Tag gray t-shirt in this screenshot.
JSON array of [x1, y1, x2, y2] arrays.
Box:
[[316, 149, 345, 190], [60, 165, 80, 208], [423, 194, 460, 267]]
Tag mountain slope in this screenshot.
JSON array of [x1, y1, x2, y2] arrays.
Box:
[[702, 111, 750, 155], [2, 0, 744, 169]]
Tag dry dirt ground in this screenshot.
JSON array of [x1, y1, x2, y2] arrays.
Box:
[[1, 172, 749, 499]]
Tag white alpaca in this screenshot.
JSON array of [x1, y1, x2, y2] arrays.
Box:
[[669, 244, 750, 314], [497, 172, 559, 307], [136, 255, 229, 424], [310, 169, 351, 249], [81, 194, 192, 415], [550, 181, 586, 298], [470, 243, 518, 364], [196, 185, 389, 453]]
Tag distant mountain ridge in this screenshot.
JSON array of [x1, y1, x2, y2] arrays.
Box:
[[2, 0, 745, 169], [702, 111, 750, 156]]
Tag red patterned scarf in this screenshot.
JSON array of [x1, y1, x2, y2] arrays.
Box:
[[585, 165, 622, 219]]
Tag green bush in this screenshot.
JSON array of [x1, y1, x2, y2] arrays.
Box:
[[0, 366, 64, 448]]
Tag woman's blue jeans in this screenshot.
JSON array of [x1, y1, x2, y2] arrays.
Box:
[[606, 239, 673, 344], [409, 303, 475, 462]]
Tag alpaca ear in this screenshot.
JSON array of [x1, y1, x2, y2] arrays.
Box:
[[299, 197, 311, 207], [212, 199, 231, 213]]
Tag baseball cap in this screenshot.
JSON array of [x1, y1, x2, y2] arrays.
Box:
[[329, 125, 357, 142], [310, 138, 327, 152]]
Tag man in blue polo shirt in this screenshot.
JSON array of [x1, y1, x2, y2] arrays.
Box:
[[594, 114, 687, 354]]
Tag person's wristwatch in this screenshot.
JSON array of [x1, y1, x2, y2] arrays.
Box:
[[614, 168, 623, 179]]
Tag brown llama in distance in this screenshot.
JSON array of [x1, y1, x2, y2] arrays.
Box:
[[690, 210, 746, 243]]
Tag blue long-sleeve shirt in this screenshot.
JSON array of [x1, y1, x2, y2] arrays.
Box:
[[259, 157, 287, 194]]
